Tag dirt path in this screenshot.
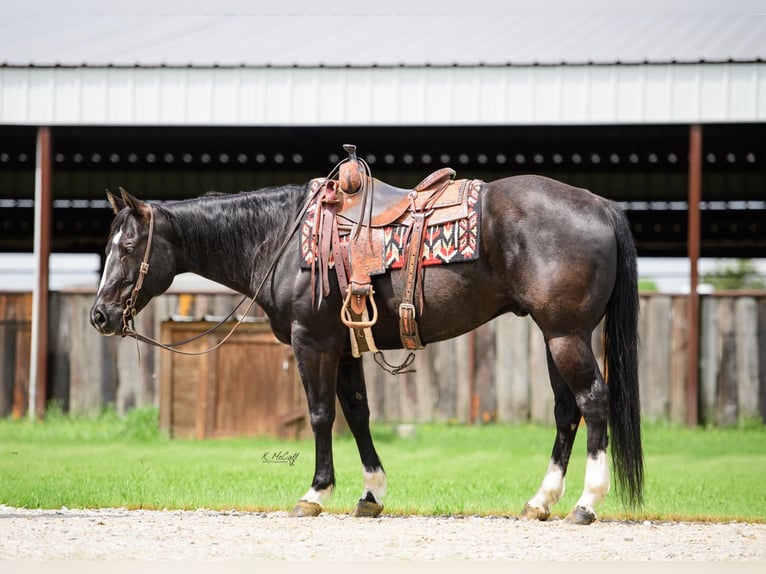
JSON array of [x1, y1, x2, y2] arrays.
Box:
[[1, 506, 764, 561]]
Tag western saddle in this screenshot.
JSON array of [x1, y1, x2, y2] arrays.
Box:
[[309, 144, 471, 361]]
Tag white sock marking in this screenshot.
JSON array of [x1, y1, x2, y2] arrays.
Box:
[[575, 450, 610, 512], [361, 467, 387, 503], [527, 459, 565, 512], [300, 485, 334, 505]]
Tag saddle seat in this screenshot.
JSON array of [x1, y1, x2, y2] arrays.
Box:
[[335, 167, 462, 229]]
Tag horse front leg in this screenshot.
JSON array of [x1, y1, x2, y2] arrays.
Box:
[[289, 329, 341, 517], [336, 354, 386, 517]]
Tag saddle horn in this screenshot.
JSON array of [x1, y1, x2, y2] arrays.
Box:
[[339, 143, 363, 195]]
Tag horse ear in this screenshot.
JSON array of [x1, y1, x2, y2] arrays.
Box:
[[106, 189, 126, 214], [119, 187, 151, 219]]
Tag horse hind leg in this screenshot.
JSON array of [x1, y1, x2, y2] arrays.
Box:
[[336, 355, 386, 518], [522, 343, 582, 521], [532, 333, 610, 525]]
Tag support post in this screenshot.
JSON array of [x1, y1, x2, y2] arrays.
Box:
[[29, 126, 52, 421], [686, 124, 702, 427]]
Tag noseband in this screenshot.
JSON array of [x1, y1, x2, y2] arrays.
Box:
[[121, 205, 155, 337]]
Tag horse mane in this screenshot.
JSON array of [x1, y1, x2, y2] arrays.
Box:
[[157, 183, 309, 272]]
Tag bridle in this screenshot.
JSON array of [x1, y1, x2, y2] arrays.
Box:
[[116, 162, 419, 373], [118, 186, 322, 357], [121, 204, 155, 337]]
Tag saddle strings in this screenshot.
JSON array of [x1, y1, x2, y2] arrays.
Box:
[[350, 157, 373, 240]]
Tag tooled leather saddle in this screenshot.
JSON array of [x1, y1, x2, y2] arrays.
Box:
[[305, 144, 482, 359]]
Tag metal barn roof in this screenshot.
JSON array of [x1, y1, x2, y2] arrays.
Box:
[[1, 13, 765, 68], [1, 10, 765, 126]]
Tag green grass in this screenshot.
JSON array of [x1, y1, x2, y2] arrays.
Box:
[[1, 406, 764, 523]]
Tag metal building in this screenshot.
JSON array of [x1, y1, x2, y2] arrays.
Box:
[[1, 10, 765, 421]]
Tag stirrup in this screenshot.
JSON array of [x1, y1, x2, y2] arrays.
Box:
[[341, 287, 379, 329]]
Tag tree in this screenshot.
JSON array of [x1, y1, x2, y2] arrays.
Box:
[[701, 259, 765, 291], [638, 278, 658, 292]]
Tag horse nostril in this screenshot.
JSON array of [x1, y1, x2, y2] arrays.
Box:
[[90, 306, 108, 330]]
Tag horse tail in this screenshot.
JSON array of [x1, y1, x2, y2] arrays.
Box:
[[603, 200, 644, 509]]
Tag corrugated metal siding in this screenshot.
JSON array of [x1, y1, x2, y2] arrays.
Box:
[[2, 63, 765, 126]]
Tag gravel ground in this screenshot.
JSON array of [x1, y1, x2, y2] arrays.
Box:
[[1, 506, 765, 561]]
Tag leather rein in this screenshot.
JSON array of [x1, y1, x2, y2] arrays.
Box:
[[120, 187, 322, 357], [118, 163, 414, 373]]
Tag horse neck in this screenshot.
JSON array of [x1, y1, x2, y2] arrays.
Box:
[[163, 185, 306, 296]]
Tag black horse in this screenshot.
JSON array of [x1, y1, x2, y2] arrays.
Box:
[[89, 169, 643, 525]]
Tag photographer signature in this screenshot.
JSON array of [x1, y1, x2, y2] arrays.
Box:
[[261, 450, 300, 467]]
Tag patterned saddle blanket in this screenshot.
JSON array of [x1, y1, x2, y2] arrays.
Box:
[[300, 177, 482, 272]]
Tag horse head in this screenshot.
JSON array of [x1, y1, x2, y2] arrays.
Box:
[[89, 188, 176, 336]]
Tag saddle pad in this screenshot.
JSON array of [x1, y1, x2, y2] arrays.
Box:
[[300, 179, 482, 271]]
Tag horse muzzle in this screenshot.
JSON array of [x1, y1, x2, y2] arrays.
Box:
[[89, 303, 121, 336]]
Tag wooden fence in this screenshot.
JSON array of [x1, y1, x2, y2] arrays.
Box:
[[1, 290, 764, 427]]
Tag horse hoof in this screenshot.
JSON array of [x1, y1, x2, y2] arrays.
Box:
[[565, 506, 597, 525], [289, 501, 323, 517], [521, 503, 550, 521], [351, 500, 384, 518]]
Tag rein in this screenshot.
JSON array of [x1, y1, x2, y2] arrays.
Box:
[[118, 166, 416, 374], [120, 185, 323, 357]]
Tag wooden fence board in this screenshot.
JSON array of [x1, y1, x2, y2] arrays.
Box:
[[641, 296, 672, 421], [68, 294, 106, 415], [12, 326, 30, 418], [716, 298, 739, 426], [759, 299, 766, 423], [0, 316, 23, 417], [398, 362, 418, 423], [699, 296, 719, 426], [48, 293, 71, 410], [637, 295, 651, 419], [669, 297, 689, 425], [495, 314, 530, 423], [528, 321, 552, 425], [735, 298, 760, 420], [116, 331, 143, 413], [362, 353, 385, 422], [453, 333, 472, 423], [433, 340, 457, 421], [414, 346, 434, 422], [0, 319, 11, 416], [137, 300, 158, 407], [474, 322, 496, 423], [367, 349, 410, 423], [0, 294, 32, 418]]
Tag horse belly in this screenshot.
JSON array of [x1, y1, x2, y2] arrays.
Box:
[[369, 263, 510, 348]]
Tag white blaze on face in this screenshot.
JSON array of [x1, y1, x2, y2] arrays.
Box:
[[96, 229, 122, 297], [575, 450, 610, 512]]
